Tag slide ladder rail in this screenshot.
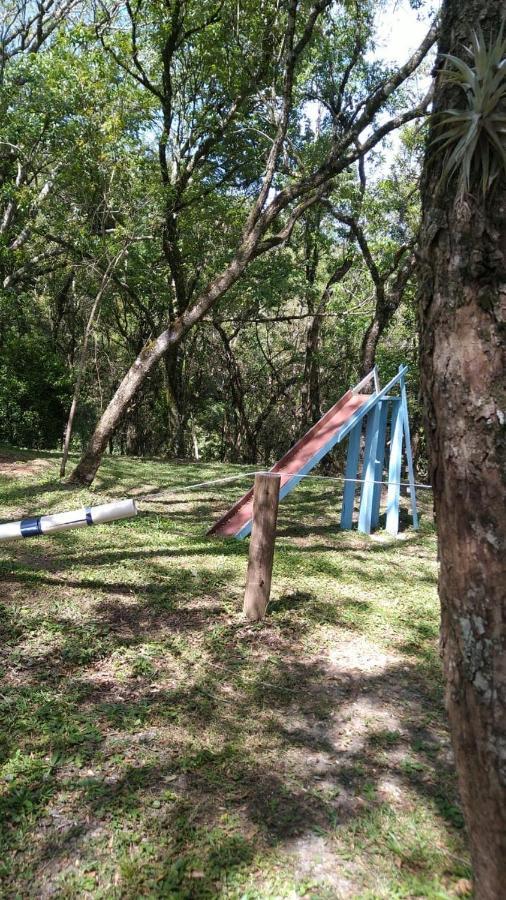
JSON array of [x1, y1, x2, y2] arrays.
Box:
[[210, 368, 390, 540]]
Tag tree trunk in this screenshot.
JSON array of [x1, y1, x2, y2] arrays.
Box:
[[214, 323, 257, 461], [359, 316, 383, 377], [68, 247, 256, 483], [163, 348, 188, 456], [418, 3, 506, 895], [302, 302, 323, 429], [301, 213, 322, 429], [302, 254, 353, 427], [60, 256, 121, 477], [360, 251, 415, 377]]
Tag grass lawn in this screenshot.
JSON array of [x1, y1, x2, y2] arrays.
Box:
[[0, 448, 472, 898]]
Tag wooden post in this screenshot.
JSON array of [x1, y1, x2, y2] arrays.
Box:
[[243, 473, 281, 622]]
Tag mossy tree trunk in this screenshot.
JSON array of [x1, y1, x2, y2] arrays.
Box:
[[418, 2, 506, 896]]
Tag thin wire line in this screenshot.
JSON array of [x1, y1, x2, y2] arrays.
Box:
[[253, 471, 433, 490], [139, 472, 258, 500], [1, 468, 431, 536], [137, 469, 432, 504]]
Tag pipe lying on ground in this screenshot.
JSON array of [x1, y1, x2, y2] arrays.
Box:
[[0, 499, 137, 542]]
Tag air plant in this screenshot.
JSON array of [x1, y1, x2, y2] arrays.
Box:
[[432, 25, 506, 196]]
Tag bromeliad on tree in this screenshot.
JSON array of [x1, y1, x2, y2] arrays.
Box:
[[432, 26, 506, 196]]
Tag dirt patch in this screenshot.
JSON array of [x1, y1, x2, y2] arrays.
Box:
[[286, 833, 357, 897], [0, 455, 53, 478]]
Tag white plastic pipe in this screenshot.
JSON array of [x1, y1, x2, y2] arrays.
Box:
[[0, 499, 137, 542]]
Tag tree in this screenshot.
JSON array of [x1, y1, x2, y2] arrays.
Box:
[[59, 247, 128, 476], [68, 0, 436, 484], [0, 1, 82, 261], [418, 4, 506, 896], [0, 7, 161, 450], [329, 154, 419, 378], [0, 0, 80, 81]]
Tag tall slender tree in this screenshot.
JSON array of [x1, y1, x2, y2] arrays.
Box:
[[418, 3, 506, 896]]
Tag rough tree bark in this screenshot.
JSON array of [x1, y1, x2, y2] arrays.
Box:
[[301, 210, 322, 429], [418, 2, 506, 895]]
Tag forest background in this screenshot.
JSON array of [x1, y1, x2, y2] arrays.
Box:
[[0, 0, 436, 475]]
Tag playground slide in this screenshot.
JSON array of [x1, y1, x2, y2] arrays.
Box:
[[208, 389, 369, 539]]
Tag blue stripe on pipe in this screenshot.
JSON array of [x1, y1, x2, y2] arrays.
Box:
[[85, 508, 93, 526], [20, 517, 42, 537]]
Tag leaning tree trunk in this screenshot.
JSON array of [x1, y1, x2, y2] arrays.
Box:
[[418, 2, 506, 896], [67, 13, 438, 486], [68, 246, 256, 483]]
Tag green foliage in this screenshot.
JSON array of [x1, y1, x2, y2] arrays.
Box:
[[0, 312, 70, 449], [433, 25, 506, 195], [0, 0, 428, 467]]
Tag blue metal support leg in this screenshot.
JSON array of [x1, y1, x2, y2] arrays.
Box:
[[340, 419, 362, 529], [386, 398, 403, 536], [371, 400, 389, 529], [399, 369, 419, 529], [358, 403, 382, 534]]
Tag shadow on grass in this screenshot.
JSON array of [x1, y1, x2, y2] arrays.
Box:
[[0, 463, 461, 897], [0, 638, 463, 896]]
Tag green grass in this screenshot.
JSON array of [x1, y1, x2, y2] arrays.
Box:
[[0, 447, 471, 898]]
